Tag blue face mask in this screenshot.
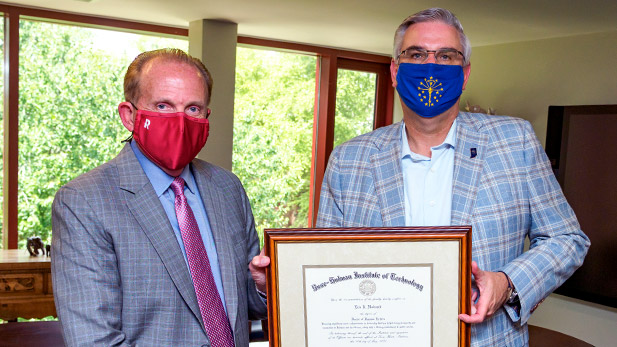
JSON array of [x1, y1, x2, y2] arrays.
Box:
[[396, 63, 464, 118]]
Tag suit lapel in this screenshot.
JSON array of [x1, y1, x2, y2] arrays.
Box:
[[369, 123, 406, 226], [191, 161, 239, 332], [451, 113, 488, 226], [115, 144, 204, 332]]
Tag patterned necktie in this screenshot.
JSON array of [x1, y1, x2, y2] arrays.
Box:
[[170, 177, 235, 347]]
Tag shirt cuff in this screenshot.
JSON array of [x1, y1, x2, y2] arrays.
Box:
[[498, 271, 521, 322]]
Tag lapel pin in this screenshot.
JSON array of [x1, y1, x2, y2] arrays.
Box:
[[470, 148, 477, 158]]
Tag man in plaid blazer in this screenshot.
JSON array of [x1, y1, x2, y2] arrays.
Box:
[[52, 49, 268, 346], [317, 8, 589, 347]]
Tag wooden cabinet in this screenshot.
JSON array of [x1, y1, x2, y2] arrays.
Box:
[[0, 249, 56, 320]]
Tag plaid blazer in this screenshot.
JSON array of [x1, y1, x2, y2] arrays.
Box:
[[52, 143, 267, 346], [317, 112, 589, 347]]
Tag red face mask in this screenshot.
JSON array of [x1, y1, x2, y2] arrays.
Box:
[[132, 109, 210, 172]]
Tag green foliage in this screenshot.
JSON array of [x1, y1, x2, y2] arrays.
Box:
[[233, 49, 379, 244], [0, 315, 57, 324], [18, 21, 126, 247], [233, 48, 316, 242], [16, 20, 187, 248], [334, 69, 377, 147]]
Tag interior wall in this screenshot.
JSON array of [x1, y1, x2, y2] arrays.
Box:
[[462, 30, 617, 346], [393, 90, 403, 123], [462, 30, 617, 145]]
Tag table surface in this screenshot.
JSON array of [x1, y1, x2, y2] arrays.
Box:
[[0, 249, 50, 270]]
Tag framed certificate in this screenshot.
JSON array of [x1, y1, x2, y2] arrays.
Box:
[[264, 226, 471, 347]]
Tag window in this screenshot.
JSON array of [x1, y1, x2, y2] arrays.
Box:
[[16, 19, 188, 248], [233, 47, 316, 241], [0, 5, 188, 249], [16, 19, 188, 247], [1, 5, 393, 248]]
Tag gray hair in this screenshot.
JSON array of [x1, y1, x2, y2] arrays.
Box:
[[393, 8, 471, 65]]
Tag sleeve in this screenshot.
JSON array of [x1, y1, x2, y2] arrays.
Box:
[[316, 147, 344, 227], [51, 187, 130, 347], [500, 120, 590, 324]]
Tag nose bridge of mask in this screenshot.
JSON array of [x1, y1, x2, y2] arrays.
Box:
[[179, 113, 185, 135]]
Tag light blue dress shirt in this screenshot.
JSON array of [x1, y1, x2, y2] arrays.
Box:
[[130, 140, 227, 311], [401, 120, 457, 226]]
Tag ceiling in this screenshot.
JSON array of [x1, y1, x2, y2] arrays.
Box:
[[4, 0, 617, 57]]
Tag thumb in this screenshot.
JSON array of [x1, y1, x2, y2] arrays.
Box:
[[471, 261, 482, 278]]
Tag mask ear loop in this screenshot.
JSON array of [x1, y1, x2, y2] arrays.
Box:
[[121, 102, 139, 143]]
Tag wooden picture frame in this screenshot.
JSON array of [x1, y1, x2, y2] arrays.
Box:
[[264, 226, 472, 347]]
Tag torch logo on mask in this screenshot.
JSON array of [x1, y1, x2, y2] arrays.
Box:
[[396, 63, 464, 118], [132, 109, 209, 172]]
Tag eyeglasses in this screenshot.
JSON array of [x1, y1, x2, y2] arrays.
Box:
[[397, 48, 464, 65]]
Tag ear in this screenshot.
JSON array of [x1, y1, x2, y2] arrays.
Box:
[[118, 102, 137, 132], [390, 59, 398, 88], [462, 63, 471, 90]]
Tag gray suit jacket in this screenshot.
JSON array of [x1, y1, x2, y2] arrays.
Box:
[[51, 143, 267, 346], [317, 113, 589, 347]]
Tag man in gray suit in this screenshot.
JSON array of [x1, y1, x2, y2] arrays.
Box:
[[316, 8, 589, 347], [52, 49, 268, 346]]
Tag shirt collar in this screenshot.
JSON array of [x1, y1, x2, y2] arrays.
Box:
[[400, 118, 458, 160], [130, 140, 197, 197]]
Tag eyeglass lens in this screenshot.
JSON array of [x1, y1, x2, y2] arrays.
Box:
[[399, 49, 463, 65]]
